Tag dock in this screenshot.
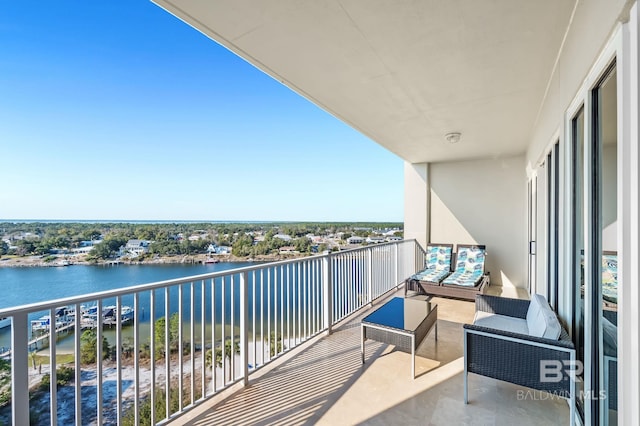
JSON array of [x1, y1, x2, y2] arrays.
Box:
[[0, 311, 133, 359]]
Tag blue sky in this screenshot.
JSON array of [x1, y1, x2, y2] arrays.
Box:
[[0, 1, 403, 222]]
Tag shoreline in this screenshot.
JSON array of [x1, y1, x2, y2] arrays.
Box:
[[0, 252, 306, 268]]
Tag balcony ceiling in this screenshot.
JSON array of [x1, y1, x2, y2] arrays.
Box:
[[154, 0, 576, 163]]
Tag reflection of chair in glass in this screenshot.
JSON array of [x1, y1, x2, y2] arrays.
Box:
[[579, 251, 618, 308], [602, 309, 617, 412], [405, 243, 453, 296], [601, 251, 617, 307]]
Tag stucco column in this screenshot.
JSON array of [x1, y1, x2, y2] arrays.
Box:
[[620, 7, 640, 425], [403, 162, 429, 249]]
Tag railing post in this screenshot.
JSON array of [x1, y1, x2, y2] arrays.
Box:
[[240, 271, 249, 386], [322, 255, 333, 335], [394, 243, 399, 289], [11, 313, 29, 426], [367, 248, 373, 306]]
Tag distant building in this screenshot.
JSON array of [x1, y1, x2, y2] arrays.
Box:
[[347, 236, 365, 244], [124, 239, 151, 257], [48, 248, 70, 255], [215, 246, 231, 255], [366, 236, 386, 244], [385, 236, 403, 242], [279, 246, 298, 254], [71, 246, 94, 255], [274, 234, 292, 242]]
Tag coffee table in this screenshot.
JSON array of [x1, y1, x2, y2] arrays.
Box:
[[361, 297, 438, 379]]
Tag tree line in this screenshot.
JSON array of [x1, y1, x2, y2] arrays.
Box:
[[0, 221, 403, 260]]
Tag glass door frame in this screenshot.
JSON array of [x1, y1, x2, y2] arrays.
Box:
[[564, 31, 621, 425]]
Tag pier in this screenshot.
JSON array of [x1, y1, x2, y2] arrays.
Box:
[[0, 308, 134, 359]]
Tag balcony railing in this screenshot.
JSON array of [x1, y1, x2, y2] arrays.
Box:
[[0, 239, 425, 425]]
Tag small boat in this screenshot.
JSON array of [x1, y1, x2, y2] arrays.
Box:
[[30, 307, 74, 331], [0, 317, 11, 329], [103, 305, 135, 325], [203, 257, 219, 264], [86, 305, 135, 326]]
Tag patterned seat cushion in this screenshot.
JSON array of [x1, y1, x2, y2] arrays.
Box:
[[425, 245, 453, 271], [409, 268, 451, 284], [442, 269, 484, 287], [443, 246, 485, 287]]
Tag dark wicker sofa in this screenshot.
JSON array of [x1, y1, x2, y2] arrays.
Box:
[[463, 295, 576, 424], [405, 244, 490, 301]]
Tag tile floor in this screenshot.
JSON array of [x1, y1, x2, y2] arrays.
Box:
[[171, 286, 570, 425]]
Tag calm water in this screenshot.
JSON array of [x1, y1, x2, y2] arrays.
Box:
[[0, 262, 256, 350], [0, 262, 255, 310]]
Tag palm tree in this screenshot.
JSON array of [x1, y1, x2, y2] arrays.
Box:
[[29, 351, 37, 371], [205, 339, 239, 382]]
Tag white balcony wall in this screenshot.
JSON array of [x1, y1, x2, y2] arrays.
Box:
[[527, 0, 629, 165], [403, 162, 429, 249], [423, 155, 526, 288]]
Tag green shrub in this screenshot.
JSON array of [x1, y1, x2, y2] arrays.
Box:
[[0, 390, 10, 407], [39, 366, 75, 391], [80, 329, 110, 364]]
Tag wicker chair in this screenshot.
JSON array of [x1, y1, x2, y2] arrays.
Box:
[[406, 244, 489, 301], [404, 243, 453, 296], [463, 295, 576, 425]]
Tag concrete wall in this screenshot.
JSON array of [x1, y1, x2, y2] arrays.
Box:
[[429, 155, 527, 288], [403, 162, 429, 249], [527, 0, 630, 165]]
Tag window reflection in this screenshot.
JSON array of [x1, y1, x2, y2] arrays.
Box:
[[596, 66, 617, 425], [572, 106, 585, 415]]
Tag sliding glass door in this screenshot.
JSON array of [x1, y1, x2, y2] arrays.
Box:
[[571, 106, 585, 418], [571, 62, 618, 425], [593, 65, 617, 426]]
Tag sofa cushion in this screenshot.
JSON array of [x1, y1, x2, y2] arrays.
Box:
[[442, 269, 483, 287], [425, 245, 453, 270], [473, 311, 529, 335], [528, 294, 562, 340], [409, 268, 450, 283], [526, 295, 541, 326], [453, 246, 485, 274]]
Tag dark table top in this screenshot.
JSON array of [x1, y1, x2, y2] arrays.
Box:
[[362, 297, 436, 332]]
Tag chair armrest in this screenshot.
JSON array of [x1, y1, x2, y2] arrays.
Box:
[[463, 323, 575, 350], [464, 323, 575, 396], [475, 295, 529, 319]]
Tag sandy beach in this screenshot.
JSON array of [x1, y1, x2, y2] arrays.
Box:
[[3, 339, 274, 425]]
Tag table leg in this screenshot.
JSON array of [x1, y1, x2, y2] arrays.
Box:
[[411, 334, 415, 379], [361, 325, 365, 364]]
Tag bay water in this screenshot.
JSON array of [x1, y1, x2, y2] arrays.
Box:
[[0, 262, 257, 352]]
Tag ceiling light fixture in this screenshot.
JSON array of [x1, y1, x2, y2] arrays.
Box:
[[445, 132, 461, 144]]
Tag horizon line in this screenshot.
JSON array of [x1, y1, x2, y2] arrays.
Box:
[[0, 219, 404, 224]]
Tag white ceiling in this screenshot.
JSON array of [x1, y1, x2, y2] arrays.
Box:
[[154, 0, 576, 164]]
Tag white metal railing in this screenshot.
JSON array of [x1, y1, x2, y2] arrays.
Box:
[[0, 239, 423, 425]]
